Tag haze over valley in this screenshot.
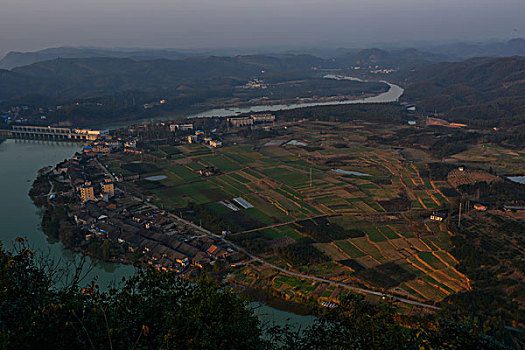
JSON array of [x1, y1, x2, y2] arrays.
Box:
[[0, 1, 524, 349]]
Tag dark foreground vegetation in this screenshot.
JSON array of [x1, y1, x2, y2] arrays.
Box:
[[0, 240, 515, 349]]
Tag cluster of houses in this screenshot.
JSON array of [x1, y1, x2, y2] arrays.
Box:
[[143, 99, 167, 110], [185, 129, 223, 148], [199, 166, 220, 177], [0, 105, 52, 125], [70, 195, 240, 272], [240, 78, 268, 89], [48, 130, 242, 272], [54, 154, 116, 203], [52, 153, 240, 272], [81, 139, 118, 156]]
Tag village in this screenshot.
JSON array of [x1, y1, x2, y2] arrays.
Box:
[[26, 105, 524, 314], [32, 111, 293, 279], [41, 129, 248, 275]]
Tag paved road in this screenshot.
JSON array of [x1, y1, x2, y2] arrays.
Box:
[[46, 177, 55, 205], [239, 214, 339, 234], [94, 157, 116, 182], [95, 156, 441, 311], [153, 202, 441, 311]]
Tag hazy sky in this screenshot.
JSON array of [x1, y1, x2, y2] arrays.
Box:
[[0, 0, 523, 54]]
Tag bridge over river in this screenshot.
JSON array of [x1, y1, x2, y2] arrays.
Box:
[[6, 125, 108, 141]]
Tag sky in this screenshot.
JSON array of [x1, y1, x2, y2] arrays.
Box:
[[0, 0, 523, 54]]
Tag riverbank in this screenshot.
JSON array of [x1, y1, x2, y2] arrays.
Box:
[[242, 286, 316, 316], [89, 75, 403, 128], [187, 78, 403, 119], [28, 172, 320, 320], [25, 147, 321, 322], [0, 139, 136, 289], [5, 76, 406, 322]]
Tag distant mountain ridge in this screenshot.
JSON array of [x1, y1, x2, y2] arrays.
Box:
[[2, 42, 524, 128], [422, 38, 525, 59], [0, 47, 191, 70], [332, 47, 452, 73], [3, 38, 523, 71]]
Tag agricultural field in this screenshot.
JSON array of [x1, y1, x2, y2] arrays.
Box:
[[103, 120, 471, 303]]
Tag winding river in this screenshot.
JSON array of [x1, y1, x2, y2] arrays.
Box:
[[103, 75, 403, 129], [0, 76, 403, 329], [187, 75, 403, 118]]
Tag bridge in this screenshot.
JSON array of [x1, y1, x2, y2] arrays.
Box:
[[7, 125, 108, 141]]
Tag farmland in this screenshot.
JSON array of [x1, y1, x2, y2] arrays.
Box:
[[100, 119, 476, 306]]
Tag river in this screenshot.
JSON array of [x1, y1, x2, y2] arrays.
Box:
[[0, 138, 315, 330], [103, 75, 404, 128], [0, 139, 135, 288], [187, 75, 403, 118]]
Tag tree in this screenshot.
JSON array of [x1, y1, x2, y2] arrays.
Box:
[[296, 294, 510, 350], [0, 240, 512, 349], [0, 241, 264, 350]]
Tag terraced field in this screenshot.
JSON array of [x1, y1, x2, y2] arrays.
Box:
[[105, 120, 469, 303]]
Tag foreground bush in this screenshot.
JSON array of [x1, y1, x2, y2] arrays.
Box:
[[0, 241, 512, 349]]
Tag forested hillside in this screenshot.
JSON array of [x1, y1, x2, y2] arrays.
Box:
[[0, 54, 328, 106], [403, 56, 525, 127]]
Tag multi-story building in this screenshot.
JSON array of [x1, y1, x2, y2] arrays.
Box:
[[187, 135, 198, 143], [101, 179, 115, 198], [169, 124, 193, 132], [124, 138, 136, 148], [227, 117, 253, 127], [92, 143, 111, 153], [79, 181, 96, 202], [251, 113, 275, 123]]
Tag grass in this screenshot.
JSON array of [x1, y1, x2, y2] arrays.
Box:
[[166, 166, 200, 182], [258, 166, 310, 187], [110, 122, 474, 302], [199, 155, 243, 172], [278, 225, 304, 240], [378, 226, 399, 240], [152, 188, 188, 208], [351, 238, 386, 263], [418, 252, 447, 270], [261, 229, 284, 239], [363, 226, 387, 242], [160, 145, 182, 155], [247, 208, 276, 226], [228, 172, 252, 184], [334, 240, 365, 258]]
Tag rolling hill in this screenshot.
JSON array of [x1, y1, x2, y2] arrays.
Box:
[[0, 55, 314, 104], [0, 47, 192, 70], [403, 56, 525, 127]]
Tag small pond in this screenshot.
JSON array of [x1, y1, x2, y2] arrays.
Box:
[[331, 169, 372, 176], [145, 175, 168, 181]]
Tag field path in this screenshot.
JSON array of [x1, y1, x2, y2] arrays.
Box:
[[160, 203, 441, 310], [95, 155, 442, 311]]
